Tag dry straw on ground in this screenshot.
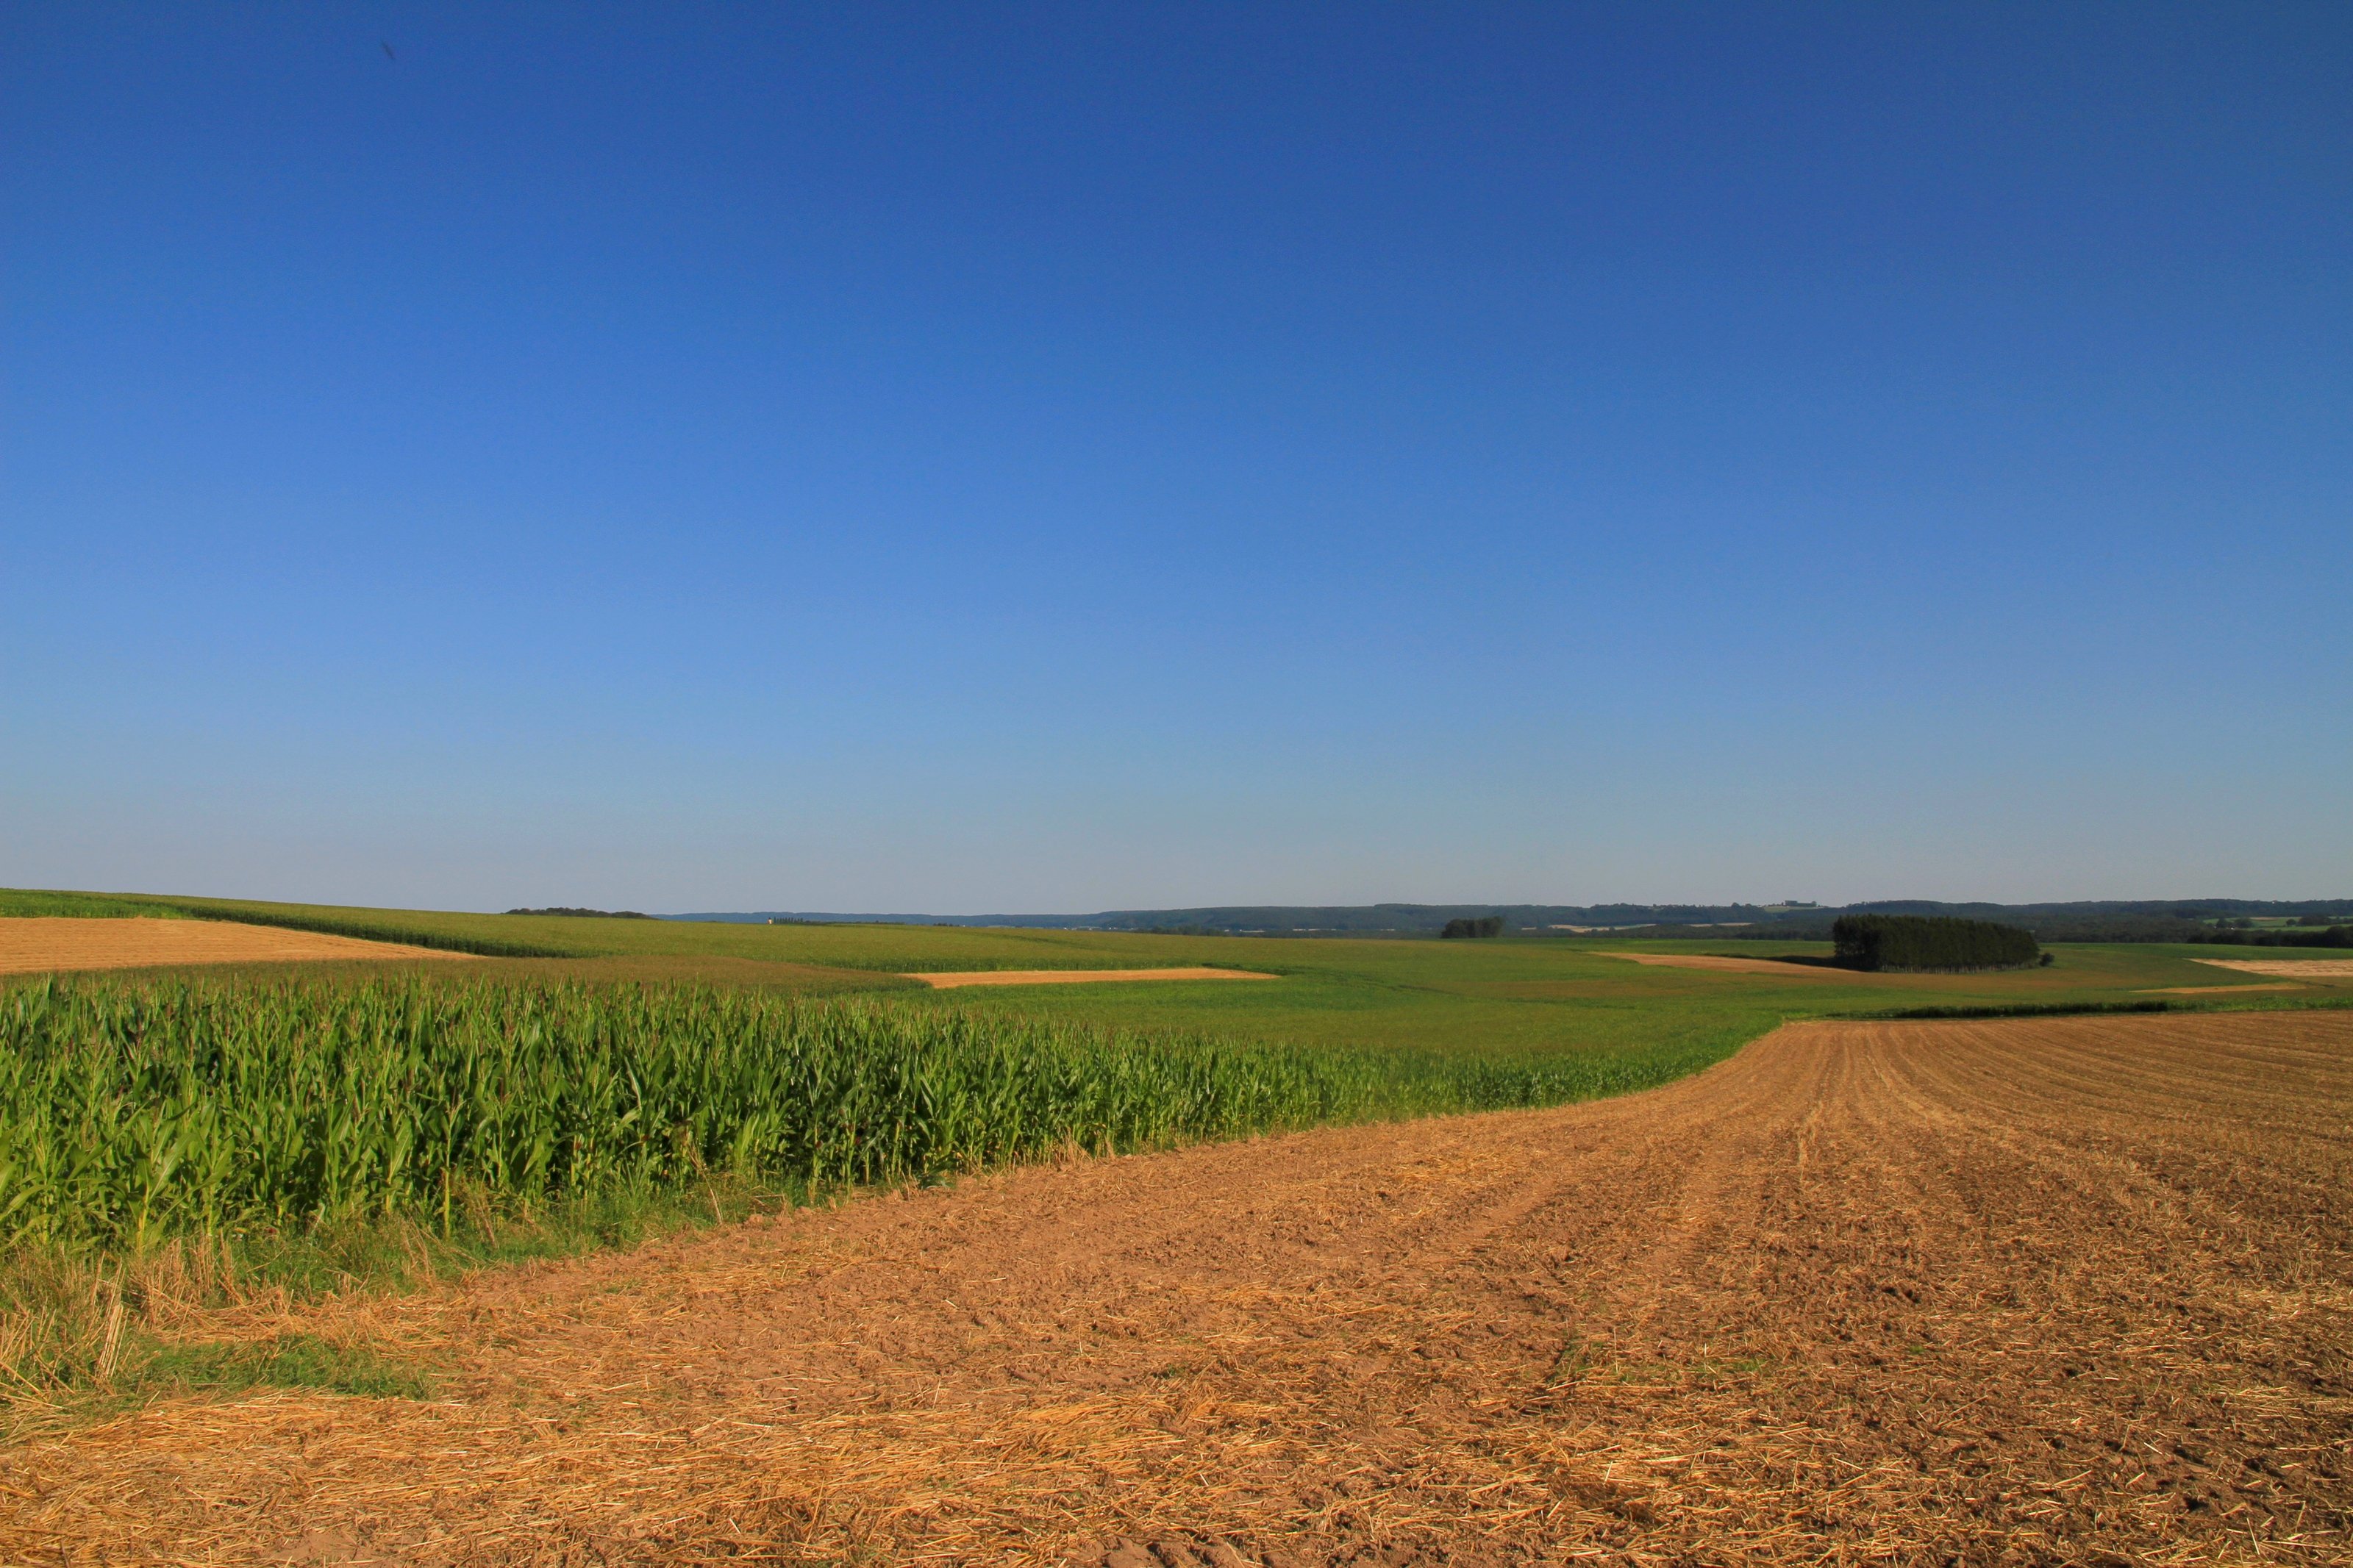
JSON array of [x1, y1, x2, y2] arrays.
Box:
[[0, 917, 469, 975], [6, 1011, 2349, 1564]]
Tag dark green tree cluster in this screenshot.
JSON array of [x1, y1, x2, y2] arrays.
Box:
[[1440, 916, 1506, 939], [504, 906, 654, 920], [1831, 914, 2042, 973], [2189, 923, 2352, 948]]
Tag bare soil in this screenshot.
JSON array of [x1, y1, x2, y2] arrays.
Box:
[[7, 1011, 2349, 1565], [910, 967, 1279, 989], [0, 917, 470, 975]]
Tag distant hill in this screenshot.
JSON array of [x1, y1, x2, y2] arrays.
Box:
[[668, 898, 2353, 941]]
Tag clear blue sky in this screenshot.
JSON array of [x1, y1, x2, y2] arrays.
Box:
[[4, 4, 2347, 913]]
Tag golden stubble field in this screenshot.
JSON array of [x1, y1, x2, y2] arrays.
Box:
[[7, 1009, 2347, 1565], [0, 918, 469, 975]]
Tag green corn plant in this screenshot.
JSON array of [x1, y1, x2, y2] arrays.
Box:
[[0, 974, 1724, 1253]]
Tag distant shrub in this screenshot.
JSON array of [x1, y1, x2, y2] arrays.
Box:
[[1831, 914, 2040, 973], [1440, 917, 1506, 939], [505, 907, 654, 920]]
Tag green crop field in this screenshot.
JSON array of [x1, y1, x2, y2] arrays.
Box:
[[0, 974, 1738, 1253], [4, 887, 2338, 1078], [4, 884, 2339, 1248]]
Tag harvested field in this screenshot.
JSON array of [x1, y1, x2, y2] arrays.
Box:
[[7, 1011, 2350, 1565], [2198, 957, 2353, 979], [909, 967, 1279, 989], [0, 917, 467, 975]]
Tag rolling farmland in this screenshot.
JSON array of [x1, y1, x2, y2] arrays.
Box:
[[2, 895, 2349, 1563], [14, 4, 2345, 1563], [6, 1009, 2348, 1563]]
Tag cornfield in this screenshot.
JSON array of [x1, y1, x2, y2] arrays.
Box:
[[0, 976, 1718, 1250]]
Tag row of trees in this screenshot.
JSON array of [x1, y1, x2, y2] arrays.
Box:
[[2185, 923, 2353, 948], [1831, 914, 2043, 973], [504, 906, 654, 920]]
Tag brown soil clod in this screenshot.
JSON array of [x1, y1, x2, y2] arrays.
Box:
[[6, 1010, 2350, 1564]]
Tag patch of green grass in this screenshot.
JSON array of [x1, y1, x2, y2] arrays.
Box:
[[0, 1175, 797, 1406], [1856, 1000, 2182, 1020], [135, 1331, 432, 1400], [0, 889, 196, 920], [1542, 1334, 1598, 1386]]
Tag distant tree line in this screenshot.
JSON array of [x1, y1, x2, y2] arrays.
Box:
[[1440, 916, 1506, 939], [1831, 914, 2043, 973], [1719, 912, 2353, 947], [504, 906, 654, 920], [2037, 915, 2353, 947], [663, 900, 2352, 942], [2184, 923, 2352, 948]]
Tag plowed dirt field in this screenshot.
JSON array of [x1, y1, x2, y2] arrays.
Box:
[[8, 1011, 2349, 1565], [0, 917, 466, 974]]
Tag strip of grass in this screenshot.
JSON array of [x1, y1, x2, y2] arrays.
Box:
[[0, 890, 196, 921], [1853, 1000, 2181, 1020], [136, 1332, 433, 1400], [0, 1174, 804, 1407]]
